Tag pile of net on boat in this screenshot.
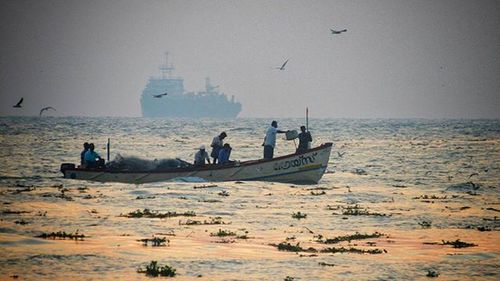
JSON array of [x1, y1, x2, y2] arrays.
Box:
[[106, 154, 192, 171]]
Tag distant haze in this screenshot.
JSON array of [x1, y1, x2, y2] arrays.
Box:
[[1, 0, 499, 118]]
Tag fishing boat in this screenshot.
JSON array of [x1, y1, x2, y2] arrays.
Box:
[[60, 143, 332, 184]]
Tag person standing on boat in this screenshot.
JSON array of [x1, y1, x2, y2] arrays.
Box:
[[194, 145, 211, 166], [210, 132, 227, 164], [80, 142, 90, 166], [218, 143, 232, 165], [84, 143, 103, 168], [263, 120, 287, 159], [296, 126, 312, 154]]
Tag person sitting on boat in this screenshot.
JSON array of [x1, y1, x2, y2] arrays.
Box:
[[84, 143, 104, 168], [80, 142, 90, 166], [210, 131, 227, 164], [296, 126, 312, 154], [218, 143, 232, 165], [194, 145, 211, 166], [263, 120, 287, 159]]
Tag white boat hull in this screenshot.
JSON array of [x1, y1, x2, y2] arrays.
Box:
[[61, 143, 332, 185]]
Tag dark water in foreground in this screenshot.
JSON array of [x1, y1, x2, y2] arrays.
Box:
[[0, 117, 499, 280]]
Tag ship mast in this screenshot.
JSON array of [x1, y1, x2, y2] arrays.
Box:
[[159, 52, 175, 79]]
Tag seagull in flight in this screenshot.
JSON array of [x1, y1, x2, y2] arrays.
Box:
[[276, 58, 290, 70], [13, 98, 23, 108], [39, 106, 56, 116], [330, 28, 347, 34], [153, 92, 168, 98]]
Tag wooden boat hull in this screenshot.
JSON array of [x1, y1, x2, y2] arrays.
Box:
[[61, 143, 332, 185]]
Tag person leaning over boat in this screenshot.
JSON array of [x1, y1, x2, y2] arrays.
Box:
[[210, 131, 227, 164], [194, 145, 211, 166], [80, 142, 90, 167], [84, 143, 104, 168], [262, 120, 287, 159], [218, 143, 232, 165], [296, 126, 312, 154]]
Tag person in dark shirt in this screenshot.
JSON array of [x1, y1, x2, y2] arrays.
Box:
[[296, 126, 312, 154]]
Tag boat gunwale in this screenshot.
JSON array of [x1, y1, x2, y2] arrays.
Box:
[[65, 142, 333, 174]]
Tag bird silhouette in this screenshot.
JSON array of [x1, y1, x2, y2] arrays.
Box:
[[276, 59, 289, 70], [330, 28, 347, 34], [153, 92, 168, 98], [39, 106, 56, 116], [13, 98, 23, 108]]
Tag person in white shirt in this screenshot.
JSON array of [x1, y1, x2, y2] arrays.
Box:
[[263, 120, 287, 159], [210, 132, 227, 164], [194, 145, 211, 166]]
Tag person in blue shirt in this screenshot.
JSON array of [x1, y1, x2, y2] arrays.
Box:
[[80, 142, 90, 166], [84, 143, 103, 168], [218, 143, 232, 165]]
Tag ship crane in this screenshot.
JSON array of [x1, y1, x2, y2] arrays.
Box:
[[159, 52, 175, 79]]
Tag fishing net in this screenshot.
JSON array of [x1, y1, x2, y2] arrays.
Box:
[[106, 154, 192, 171]]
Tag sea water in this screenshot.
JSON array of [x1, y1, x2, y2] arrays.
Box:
[[0, 117, 499, 280]]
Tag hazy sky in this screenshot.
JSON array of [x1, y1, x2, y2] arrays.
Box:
[[1, 0, 499, 118]]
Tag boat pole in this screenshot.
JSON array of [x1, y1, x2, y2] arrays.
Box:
[[306, 107, 309, 131], [107, 138, 110, 162]]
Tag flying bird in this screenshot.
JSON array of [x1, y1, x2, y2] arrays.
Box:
[[13, 98, 23, 108], [39, 106, 56, 116], [153, 92, 168, 98], [276, 58, 289, 70], [330, 28, 347, 34]]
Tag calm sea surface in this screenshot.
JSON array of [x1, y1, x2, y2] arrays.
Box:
[[0, 117, 499, 280]]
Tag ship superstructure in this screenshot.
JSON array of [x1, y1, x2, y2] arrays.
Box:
[[141, 53, 241, 118]]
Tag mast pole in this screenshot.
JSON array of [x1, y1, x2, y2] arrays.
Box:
[[306, 107, 309, 131]]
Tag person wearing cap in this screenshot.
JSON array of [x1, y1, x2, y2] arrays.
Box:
[[296, 125, 312, 154], [262, 120, 287, 159], [210, 131, 227, 164], [218, 143, 232, 165], [194, 145, 211, 166]]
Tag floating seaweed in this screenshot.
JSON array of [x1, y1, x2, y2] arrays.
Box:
[[284, 277, 295, 281], [193, 184, 218, 189], [2, 210, 31, 215], [426, 270, 439, 277], [271, 242, 317, 253], [35, 231, 85, 240], [14, 219, 30, 225], [315, 232, 385, 244], [138, 236, 169, 247], [218, 190, 230, 197], [292, 212, 307, 219], [179, 217, 229, 225], [418, 220, 432, 228], [136, 196, 156, 200], [339, 205, 389, 217], [137, 261, 176, 277], [310, 191, 326, 196], [413, 195, 447, 200], [441, 239, 477, 248], [210, 229, 236, 237], [320, 246, 384, 254], [318, 262, 335, 267], [476, 226, 491, 232], [120, 209, 196, 219]]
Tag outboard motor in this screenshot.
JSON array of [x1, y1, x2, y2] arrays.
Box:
[[60, 163, 75, 175]]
